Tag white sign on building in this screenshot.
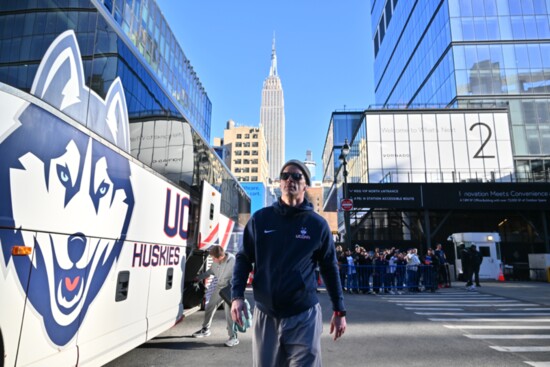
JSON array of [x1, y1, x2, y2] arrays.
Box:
[[365, 110, 514, 183]]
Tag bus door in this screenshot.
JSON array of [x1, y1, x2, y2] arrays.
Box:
[[197, 181, 221, 250], [183, 181, 222, 310]]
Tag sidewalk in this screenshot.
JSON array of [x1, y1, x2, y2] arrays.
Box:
[[450, 280, 550, 306]]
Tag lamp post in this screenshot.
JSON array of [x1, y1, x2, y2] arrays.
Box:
[[339, 139, 351, 250]]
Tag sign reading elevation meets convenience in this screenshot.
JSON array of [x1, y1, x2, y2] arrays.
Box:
[[348, 183, 550, 210]]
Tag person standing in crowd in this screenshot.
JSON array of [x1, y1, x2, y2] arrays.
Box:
[[461, 244, 474, 290], [231, 159, 346, 367], [406, 248, 421, 292], [395, 251, 407, 294], [357, 248, 372, 294], [336, 245, 347, 291], [192, 245, 239, 347], [345, 249, 359, 294], [387, 250, 398, 294], [373, 251, 388, 294], [421, 248, 440, 292], [434, 243, 450, 288], [470, 245, 483, 287]]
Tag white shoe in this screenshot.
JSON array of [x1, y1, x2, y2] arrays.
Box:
[[225, 336, 239, 347], [192, 327, 211, 338]]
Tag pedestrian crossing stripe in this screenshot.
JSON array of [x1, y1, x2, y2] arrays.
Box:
[[417, 312, 550, 316], [445, 325, 550, 329], [491, 346, 550, 352], [389, 299, 520, 303], [405, 307, 464, 311], [398, 303, 534, 307], [430, 318, 550, 322], [466, 335, 550, 339]]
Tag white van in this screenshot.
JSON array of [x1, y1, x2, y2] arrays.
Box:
[[448, 232, 502, 281]]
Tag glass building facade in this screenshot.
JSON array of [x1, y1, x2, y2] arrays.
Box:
[[0, 0, 211, 141], [0, 0, 249, 236], [372, 0, 550, 180]]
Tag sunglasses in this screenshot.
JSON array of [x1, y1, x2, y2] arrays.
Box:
[[280, 172, 303, 181]]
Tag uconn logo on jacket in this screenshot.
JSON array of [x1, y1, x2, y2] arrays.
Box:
[[0, 31, 134, 345], [296, 227, 311, 240]]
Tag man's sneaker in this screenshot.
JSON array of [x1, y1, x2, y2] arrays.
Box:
[[224, 335, 239, 347], [192, 327, 211, 338]]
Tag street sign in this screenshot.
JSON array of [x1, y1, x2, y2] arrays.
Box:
[[341, 198, 353, 211]]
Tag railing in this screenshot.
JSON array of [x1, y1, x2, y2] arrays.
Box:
[[337, 264, 444, 294]]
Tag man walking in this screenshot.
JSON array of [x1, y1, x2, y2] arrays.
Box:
[[461, 244, 474, 291], [192, 245, 239, 347], [231, 159, 346, 366], [470, 245, 483, 287]]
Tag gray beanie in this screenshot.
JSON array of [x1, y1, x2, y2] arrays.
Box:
[[280, 159, 311, 186]]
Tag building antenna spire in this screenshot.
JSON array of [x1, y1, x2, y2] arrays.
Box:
[[270, 32, 278, 76]]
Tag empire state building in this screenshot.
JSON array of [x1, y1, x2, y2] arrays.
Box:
[[260, 37, 285, 181]]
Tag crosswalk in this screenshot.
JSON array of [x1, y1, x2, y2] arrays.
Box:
[[381, 289, 550, 366]]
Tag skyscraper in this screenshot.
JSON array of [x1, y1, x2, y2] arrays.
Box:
[[372, 0, 550, 179], [260, 36, 286, 180], [304, 149, 317, 181]]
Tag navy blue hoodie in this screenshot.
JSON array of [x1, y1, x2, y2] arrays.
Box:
[[232, 198, 345, 318]]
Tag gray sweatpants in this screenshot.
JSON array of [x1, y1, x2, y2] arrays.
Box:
[[252, 303, 322, 367], [202, 286, 236, 337]]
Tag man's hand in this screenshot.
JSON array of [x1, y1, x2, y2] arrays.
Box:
[[329, 314, 346, 341], [231, 298, 247, 326]]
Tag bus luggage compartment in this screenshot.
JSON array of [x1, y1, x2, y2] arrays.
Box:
[[183, 249, 209, 309]]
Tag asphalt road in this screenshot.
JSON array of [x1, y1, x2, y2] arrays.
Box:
[[107, 285, 550, 367]]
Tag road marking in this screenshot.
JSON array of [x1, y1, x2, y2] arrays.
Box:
[[524, 362, 550, 366], [466, 334, 550, 339], [445, 325, 550, 329], [383, 294, 503, 298], [390, 300, 517, 303], [499, 308, 550, 311], [430, 318, 550, 322], [405, 307, 464, 311], [381, 294, 497, 298], [417, 312, 550, 316], [398, 303, 534, 307], [491, 346, 550, 352]]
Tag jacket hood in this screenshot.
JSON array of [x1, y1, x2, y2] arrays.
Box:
[[274, 197, 313, 216]]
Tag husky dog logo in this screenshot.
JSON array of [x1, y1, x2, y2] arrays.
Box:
[[0, 31, 134, 345]]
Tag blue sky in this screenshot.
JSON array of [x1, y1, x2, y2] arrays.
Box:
[[156, 0, 374, 180]]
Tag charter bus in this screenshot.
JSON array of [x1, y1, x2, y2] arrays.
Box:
[[0, 21, 249, 367]]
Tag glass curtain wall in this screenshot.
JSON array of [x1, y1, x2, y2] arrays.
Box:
[[0, 0, 249, 228], [372, 0, 550, 179]]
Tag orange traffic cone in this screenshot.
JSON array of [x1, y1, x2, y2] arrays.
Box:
[[498, 267, 505, 282]]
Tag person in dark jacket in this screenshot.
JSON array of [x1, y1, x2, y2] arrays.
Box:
[[470, 245, 483, 287], [421, 248, 440, 292], [461, 245, 474, 290], [231, 159, 346, 367]]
